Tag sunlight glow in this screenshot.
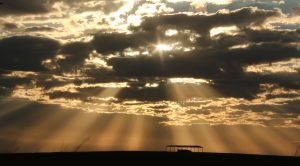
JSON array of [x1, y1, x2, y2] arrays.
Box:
[[78, 82, 130, 88], [86, 56, 112, 69], [189, 0, 233, 10], [168, 0, 232, 5], [96, 116, 127, 150], [135, 2, 174, 15], [210, 26, 238, 37], [12, 86, 49, 101], [126, 117, 145, 150], [169, 78, 210, 84], [96, 88, 121, 99], [145, 83, 159, 88], [165, 29, 178, 36], [156, 44, 172, 51], [2, 71, 38, 78], [229, 44, 250, 49], [245, 59, 300, 73], [127, 15, 142, 26], [124, 48, 140, 56]]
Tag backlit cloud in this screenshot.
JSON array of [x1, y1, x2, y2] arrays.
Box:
[[1, 0, 300, 131]]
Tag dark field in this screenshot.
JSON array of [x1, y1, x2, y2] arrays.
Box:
[[1, 152, 299, 165]]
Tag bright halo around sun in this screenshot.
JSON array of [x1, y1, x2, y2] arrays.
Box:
[[156, 44, 172, 51]]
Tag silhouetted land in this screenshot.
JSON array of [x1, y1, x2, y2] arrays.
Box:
[[0, 152, 299, 165]]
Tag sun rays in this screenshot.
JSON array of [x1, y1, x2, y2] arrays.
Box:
[[1, 0, 300, 157], [0, 97, 299, 155], [166, 77, 219, 101]]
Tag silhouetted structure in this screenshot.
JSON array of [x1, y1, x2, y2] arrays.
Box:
[[166, 145, 203, 152], [295, 141, 300, 156]]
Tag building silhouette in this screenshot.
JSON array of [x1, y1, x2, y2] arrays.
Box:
[[166, 145, 204, 152]]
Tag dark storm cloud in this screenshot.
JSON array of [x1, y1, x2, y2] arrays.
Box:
[[235, 99, 300, 115], [137, 7, 281, 33], [242, 29, 300, 43], [47, 86, 120, 101], [46, 81, 220, 101], [0, 0, 122, 16], [57, 42, 91, 71], [92, 7, 281, 55], [223, 43, 300, 65], [0, 0, 300, 132], [91, 6, 300, 101], [263, 72, 300, 90], [207, 0, 300, 14], [42, 71, 300, 104], [92, 32, 155, 55], [35, 76, 77, 90], [1, 22, 18, 30], [109, 43, 300, 99], [117, 85, 169, 101], [1, 4, 299, 103], [88, 7, 300, 101], [210, 71, 300, 99], [0, 0, 51, 15], [25, 26, 56, 32], [108, 42, 300, 78], [0, 36, 60, 71], [210, 28, 300, 49], [0, 72, 34, 96], [0, 36, 91, 73], [0, 74, 32, 89], [48, 91, 91, 101], [204, 32, 246, 48], [0, 87, 10, 96]]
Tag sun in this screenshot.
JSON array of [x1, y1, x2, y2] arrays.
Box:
[[155, 44, 172, 51]]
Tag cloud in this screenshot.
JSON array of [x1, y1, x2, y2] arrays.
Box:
[[207, 0, 299, 14], [56, 42, 91, 71], [0, 0, 52, 15], [0, 36, 60, 71], [25, 26, 56, 32], [10, 84, 300, 128], [293, 6, 300, 16], [92, 32, 155, 55], [0, 1, 300, 130], [137, 7, 281, 33], [92, 7, 281, 54], [108, 42, 300, 78], [89, 7, 300, 100], [242, 28, 300, 43], [92, 7, 281, 55], [1, 22, 19, 30], [0, 0, 124, 16], [0, 71, 35, 96], [0, 37, 89, 73], [71, 0, 124, 14]]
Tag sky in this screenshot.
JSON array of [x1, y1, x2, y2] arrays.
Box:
[[0, 0, 300, 155]]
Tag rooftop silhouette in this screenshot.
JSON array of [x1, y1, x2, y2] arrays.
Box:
[[166, 145, 204, 152]]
